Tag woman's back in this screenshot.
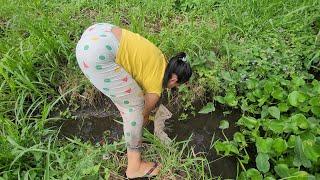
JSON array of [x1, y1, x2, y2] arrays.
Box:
[[116, 29, 167, 97]]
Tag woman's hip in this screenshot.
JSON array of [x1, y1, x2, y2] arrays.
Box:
[[76, 24, 121, 73]]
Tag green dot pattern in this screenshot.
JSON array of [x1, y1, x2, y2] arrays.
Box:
[[99, 55, 106, 60], [84, 45, 89, 50], [131, 121, 136, 126], [106, 45, 112, 50], [129, 108, 133, 112], [124, 100, 129, 104], [100, 34, 107, 37], [95, 65, 102, 70], [126, 132, 130, 136], [104, 79, 111, 83], [103, 87, 109, 91]]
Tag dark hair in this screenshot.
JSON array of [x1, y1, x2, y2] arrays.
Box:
[[162, 52, 192, 88]]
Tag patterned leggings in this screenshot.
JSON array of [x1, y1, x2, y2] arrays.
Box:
[[75, 23, 144, 150]]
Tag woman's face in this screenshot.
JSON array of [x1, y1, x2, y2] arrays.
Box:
[[167, 81, 179, 89]]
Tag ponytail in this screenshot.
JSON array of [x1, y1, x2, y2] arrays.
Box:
[[162, 52, 192, 88]]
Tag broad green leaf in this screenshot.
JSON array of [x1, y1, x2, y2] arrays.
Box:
[[300, 132, 316, 141], [224, 92, 238, 107], [303, 140, 320, 162], [291, 171, 311, 180], [293, 136, 311, 168], [214, 141, 226, 154], [271, 87, 284, 100], [268, 106, 280, 119], [237, 116, 258, 129], [233, 132, 245, 142], [251, 129, 260, 139], [280, 79, 290, 86], [292, 76, 305, 87], [256, 137, 273, 153], [308, 117, 319, 130], [229, 143, 239, 154], [247, 92, 256, 102], [278, 103, 289, 112], [274, 164, 290, 178], [233, 132, 246, 146], [245, 168, 263, 180], [256, 153, 270, 173], [288, 91, 306, 107], [246, 79, 258, 89], [312, 80, 320, 94], [199, 102, 215, 114], [291, 114, 309, 129], [214, 141, 239, 155], [309, 97, 320, 106], [214, 96, 225, 104], [253, 89, 263, 98], [219, 120, 229, 130], [286, 120, 299, 133], [288, 135, 296, 148], [264, 81, 274, 94], [267, 120, 285, 134], [272, 138, 287, 154], [311, 106, 320, 117], [288, 168, 301, 175], [258, 95, 269, 107], [298, 105, 311, 113]]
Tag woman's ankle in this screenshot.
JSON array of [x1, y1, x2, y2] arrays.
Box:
[[127, 150, 142, 169]]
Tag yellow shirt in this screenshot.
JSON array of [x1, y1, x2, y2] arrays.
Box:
[[116, 29, 167, 97]]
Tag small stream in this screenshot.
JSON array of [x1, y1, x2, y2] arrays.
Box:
[[57, 104, 241, 179]]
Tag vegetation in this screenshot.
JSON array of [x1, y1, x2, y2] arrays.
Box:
[[1, 0, 319, 179]]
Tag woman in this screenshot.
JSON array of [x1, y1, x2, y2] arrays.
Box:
[[76, 23, 192, 178]]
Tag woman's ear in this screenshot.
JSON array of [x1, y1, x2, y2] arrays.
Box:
[[170, 73, 178, 83]]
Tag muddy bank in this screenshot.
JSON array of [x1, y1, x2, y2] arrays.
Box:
[[55, 102, 241, 179]]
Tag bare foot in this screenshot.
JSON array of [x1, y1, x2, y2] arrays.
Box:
[[126, 161, 161, 178]]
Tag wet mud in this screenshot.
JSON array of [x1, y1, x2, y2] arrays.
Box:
[[58, 107, 123, 145], [57, 104, 241, 179]]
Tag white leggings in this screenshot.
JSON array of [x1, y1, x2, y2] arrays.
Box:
[[75, 23, 144, 150]]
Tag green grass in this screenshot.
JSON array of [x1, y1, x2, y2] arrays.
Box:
[[1, 0, 320, 179]]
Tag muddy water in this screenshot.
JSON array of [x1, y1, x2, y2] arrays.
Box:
[[58, 108, 123, 145], [57, 104, 241, 179], [165, 106, 241, 179]]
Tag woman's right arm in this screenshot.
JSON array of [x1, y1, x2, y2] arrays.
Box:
[[142, 93, 160, 126]]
